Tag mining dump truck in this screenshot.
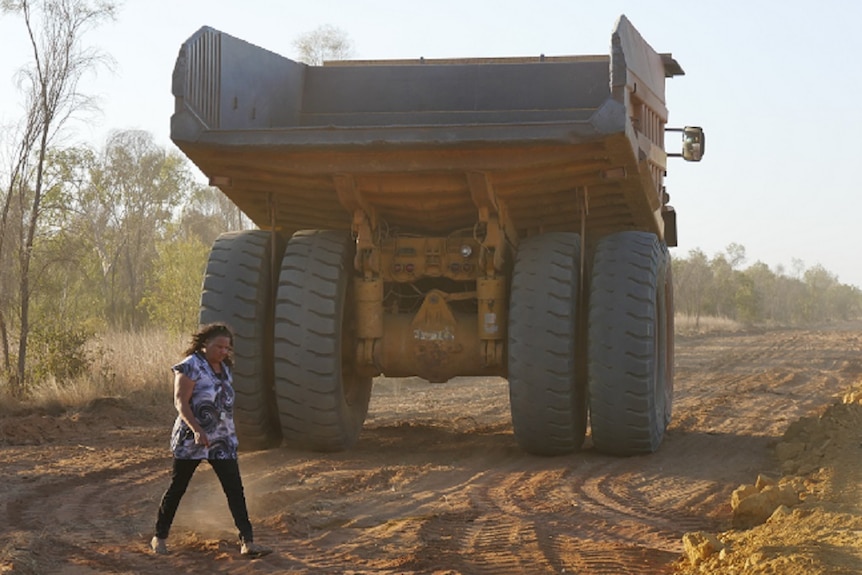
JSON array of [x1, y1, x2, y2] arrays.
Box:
[[171, 15, 705, 457]]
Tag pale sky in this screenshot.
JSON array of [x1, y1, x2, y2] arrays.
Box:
[[2, 1, 861, 287]]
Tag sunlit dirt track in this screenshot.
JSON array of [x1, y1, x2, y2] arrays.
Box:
[[2, 323, 861, 574]]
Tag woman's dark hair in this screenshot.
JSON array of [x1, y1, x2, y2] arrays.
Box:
[[184, 322, 234, 367]]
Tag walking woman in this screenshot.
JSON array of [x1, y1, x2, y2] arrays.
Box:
[[151, 322, 270, 557]]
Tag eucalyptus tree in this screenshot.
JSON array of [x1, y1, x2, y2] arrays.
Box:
[[91, 129, 193, 328], [672, 248, 712, 326], [0, 0, 116, 393], [293, 24, 354, 65]]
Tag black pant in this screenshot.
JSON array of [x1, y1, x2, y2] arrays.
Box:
[[154, 458, 253, 543]]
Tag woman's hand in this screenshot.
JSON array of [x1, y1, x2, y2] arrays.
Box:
[[193, 430, 210, 446]]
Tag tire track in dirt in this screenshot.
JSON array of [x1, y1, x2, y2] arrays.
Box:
[[576, 465, 720, 542], [334, 450, 722, 575], [2, 445, 169, 574], [673, 328, 862, 439], [6, 453, 153, 526], [239, 322, 855, 574], [457, 468, 570, 575]]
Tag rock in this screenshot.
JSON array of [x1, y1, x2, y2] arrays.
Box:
[[682, 531, 724, 566], [732, 483, 799, 528], [730, 484, 759, 510], [754, 473, 776, 490], [733, 491, 775, 528]]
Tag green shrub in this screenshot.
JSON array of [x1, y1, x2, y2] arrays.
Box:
[[26, 325, 94, 384]]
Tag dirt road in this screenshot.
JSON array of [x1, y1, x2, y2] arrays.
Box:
[[2, 324, 862, 574]]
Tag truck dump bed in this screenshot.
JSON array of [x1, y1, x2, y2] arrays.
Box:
[[171, 15, 682, 239]]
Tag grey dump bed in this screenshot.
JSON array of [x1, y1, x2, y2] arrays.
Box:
[[171, 15, 682, 239]]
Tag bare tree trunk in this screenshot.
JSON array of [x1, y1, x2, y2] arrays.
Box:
[[0, 312, 9, 375], [16, 126, 48, 392]]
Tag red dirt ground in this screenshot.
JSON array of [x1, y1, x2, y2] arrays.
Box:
[[2, 323, 862, 574]]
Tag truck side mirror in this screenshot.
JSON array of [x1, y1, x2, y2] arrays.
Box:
[[681, 126, 705, 162]]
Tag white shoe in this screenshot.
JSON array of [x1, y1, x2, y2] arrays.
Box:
[[150, 536, 168, 555], [240, 541, 271, 557]]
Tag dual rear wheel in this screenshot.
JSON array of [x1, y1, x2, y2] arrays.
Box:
[[200, 230, 370, 452], [587, 231, 674, 456], [507, 230, 674, 456]]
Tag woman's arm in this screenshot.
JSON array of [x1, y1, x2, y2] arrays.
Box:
[[174, 372, 209, 446]]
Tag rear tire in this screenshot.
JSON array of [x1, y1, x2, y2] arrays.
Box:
[[200, 230, 283, 451], [587, 231, 672, 455], [273, 230, 372, 452], [507, 232, 587, 456]]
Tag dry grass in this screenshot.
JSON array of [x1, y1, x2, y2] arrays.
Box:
[[0, 329, 184, 416], [88, 328, 185, 399], [675, 313, 744, 335]]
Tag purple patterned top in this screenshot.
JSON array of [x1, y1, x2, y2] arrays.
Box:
[[169, 352, 238, 459]]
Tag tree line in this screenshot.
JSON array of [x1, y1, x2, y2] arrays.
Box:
[[673, 243, 861, 327], [0, 0, 239, 393], [1, 127, 246, 391]]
